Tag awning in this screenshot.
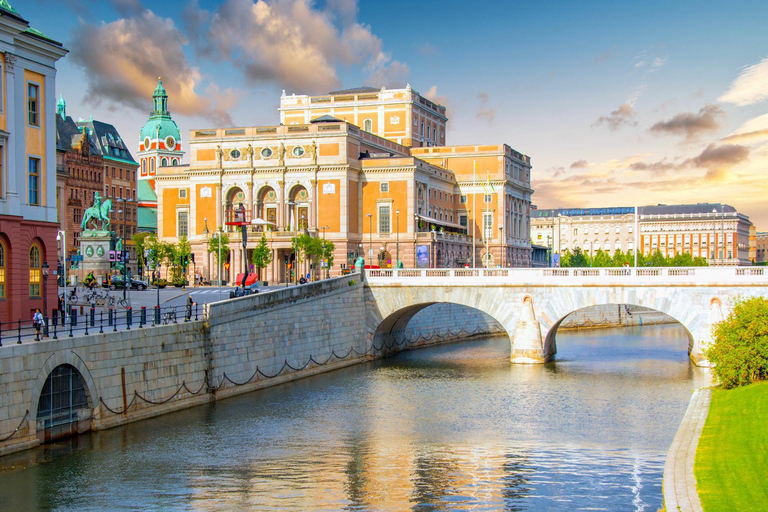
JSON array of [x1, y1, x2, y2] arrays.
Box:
[[415, 214, 466, 231]]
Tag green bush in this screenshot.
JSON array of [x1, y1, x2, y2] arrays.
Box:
[[707, 296, 768, 388]]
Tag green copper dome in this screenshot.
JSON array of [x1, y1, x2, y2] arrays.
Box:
[[139, 78, 181, 146]]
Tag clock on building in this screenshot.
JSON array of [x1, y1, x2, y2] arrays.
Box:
[[165, 136, 176, 150]]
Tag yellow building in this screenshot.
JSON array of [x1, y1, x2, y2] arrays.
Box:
[[155, 86, 532, 283]]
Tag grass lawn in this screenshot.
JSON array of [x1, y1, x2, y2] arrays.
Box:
[[695, 381, 768, 511]]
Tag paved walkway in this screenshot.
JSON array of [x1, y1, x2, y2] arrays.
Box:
[[663, 387, 712, 512]]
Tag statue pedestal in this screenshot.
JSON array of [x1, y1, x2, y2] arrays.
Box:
[[80, 231, 113, 279]]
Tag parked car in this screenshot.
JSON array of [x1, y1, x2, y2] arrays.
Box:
[[103, 275, 148, 291]]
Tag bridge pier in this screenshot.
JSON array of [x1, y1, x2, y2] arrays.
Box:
[[511, 296, 555, 364]]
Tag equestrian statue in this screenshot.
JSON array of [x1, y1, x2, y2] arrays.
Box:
[[80, 192, 112, 231]]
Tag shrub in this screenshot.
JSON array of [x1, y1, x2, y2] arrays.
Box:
[[707, 296, 768, 388]]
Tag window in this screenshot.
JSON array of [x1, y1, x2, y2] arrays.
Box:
[[29, 244, 41, 297], [460, 195, 467, 203], [161, 157, 168, 167], [573, 228, 578, 236], [28, 158, 40, 205], [378, 205, 391, 233], [28, 83, 40, 126], [179, 189, 187, 199], [380, 182, 389, 193], [364, 118, 372, 132], [616, 226, 621, 234], [178, 211, 189, 237], [483, 212, 493, 239], [0, 241, 5, 298], [119, 168, 123, 179], [484, 194, 492, 203], [150, 159, 155, 174], [459, 215, 468, 228]]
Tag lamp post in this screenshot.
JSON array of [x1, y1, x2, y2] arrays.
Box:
[[156, 263, 161, 311], [721, 204, 725, 263], [320, 226, 329, 278], [712, 208, 717, 265], [547, 234, 552, 267], [395, 209, 400, 268], [42, 261, 49, 334], [202, 217, 210, 281], [57, 230, 67, 320], [366, 213, 373, 270]]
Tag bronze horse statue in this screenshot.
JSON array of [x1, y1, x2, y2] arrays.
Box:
[[81, 192, 112, 231]]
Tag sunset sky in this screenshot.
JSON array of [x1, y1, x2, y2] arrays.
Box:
[[24, 0, 768, 227]]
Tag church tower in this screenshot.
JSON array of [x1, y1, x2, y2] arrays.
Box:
[[137, 78, 184, 232]]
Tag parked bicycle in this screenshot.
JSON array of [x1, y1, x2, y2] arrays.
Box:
[[63, 289, 79, 305], [162, 309, 177, 325], [105, 295, 129, 308], [84, 289, 108, 305]]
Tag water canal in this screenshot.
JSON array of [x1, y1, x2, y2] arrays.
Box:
[[0, 323, 708, 511]]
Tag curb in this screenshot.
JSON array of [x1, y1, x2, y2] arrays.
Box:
[[663, 387, 712, 512]]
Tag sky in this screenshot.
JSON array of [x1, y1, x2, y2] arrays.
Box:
[[21, 0, 768, 227]]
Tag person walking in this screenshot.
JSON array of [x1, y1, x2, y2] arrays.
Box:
[[33, 308, 44, 341]]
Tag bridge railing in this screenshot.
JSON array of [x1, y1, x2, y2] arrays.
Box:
[[365, 266, 768, 285]]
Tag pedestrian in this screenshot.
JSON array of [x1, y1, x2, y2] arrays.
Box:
[[58, 294, 65, 323], [186, 295, 195, 321], [33, 308, 44, 341]]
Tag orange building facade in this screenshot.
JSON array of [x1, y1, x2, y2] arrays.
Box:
[[155, 86, 532, 283]]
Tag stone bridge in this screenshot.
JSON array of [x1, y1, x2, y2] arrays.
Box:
[[364, 267, 768, 365]]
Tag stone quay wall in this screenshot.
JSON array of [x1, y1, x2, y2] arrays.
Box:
[[0, 275, 373, 457]]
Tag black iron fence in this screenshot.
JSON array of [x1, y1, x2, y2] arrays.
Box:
[[0, 303, 202, 346]]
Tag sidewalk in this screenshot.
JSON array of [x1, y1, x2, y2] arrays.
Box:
[[663, 387, 712, 512]]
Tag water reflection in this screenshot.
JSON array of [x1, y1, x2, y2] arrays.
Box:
[[0, 324, 706, 511]]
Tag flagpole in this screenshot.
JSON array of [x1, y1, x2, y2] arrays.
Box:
[[472, 160, 476, 268], [486, 169, 490, 268]]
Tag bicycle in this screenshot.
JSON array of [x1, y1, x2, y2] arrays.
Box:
[[65, 290, 79, 305], [105, 295, 129, 308], [84, 290, 107, 305], [162, 309, 177, 324]]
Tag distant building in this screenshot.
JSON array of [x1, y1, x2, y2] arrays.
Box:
[[752, 231, 768, 263], [55, 97, 104, 259], [530, 203, 754, 266], [0, 3, 67, 321]]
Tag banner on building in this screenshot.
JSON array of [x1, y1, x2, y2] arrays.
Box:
[[416, 245, 430, 268]]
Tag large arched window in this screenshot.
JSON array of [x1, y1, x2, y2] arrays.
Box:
[[29, 244, 41, 297], [161, 157, 168, 167], [141, 160, 146, 176], [0, 241, 5, 299], [150, 158, 155, 175]]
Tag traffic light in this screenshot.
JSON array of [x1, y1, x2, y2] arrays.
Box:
[[284, 255, 288, 264], [190, 253, 195, 263]]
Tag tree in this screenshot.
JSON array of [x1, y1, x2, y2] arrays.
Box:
[[707, 296, 768, 388], [592, 249, 612, 267], [570, 247, 589, 267], [251, 234, 273, 280], [160, 241, 177, 279], [559, 248, 572, 268], [322, 239, 335, 278], [208, 230, 231, 264], [131, 232, 151, 278]]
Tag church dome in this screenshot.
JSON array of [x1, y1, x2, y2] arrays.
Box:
[[139, 78, 182, 147]]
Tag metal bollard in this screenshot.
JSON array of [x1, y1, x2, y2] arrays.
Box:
[[0, 321, 3, 347], [44, 317, 49, 338], [90, 307, 96, 327], [195, 303, 199, 321], [18, 319, 22, 344], [126, 308, 132, 330], [69, 310, 74, 337], [154, 306, 160, 326], [53, 319, 57, 340], [113, 309, 118, 332], [52, 309, 58, 326], [99, 311, 104, 334], [140, 307, 146, 328], [71, 308, 78, 327], [108, 308, 113, 326]]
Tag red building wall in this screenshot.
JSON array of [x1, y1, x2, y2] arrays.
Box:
[[0, 216, 59, 326]]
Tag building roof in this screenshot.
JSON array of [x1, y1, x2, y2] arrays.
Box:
[[140, 78, 182, 143], [310, 114, 345, 123], [531, 207, 635, 218], [77, 119, 137, 165], [328, 86, 381, 95], [138, 207, 157, 232], [137, 179, 157, 203], [638, 203, 737, 216], [56, 114, 101, 155]]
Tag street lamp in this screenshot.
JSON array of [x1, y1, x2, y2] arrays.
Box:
[[712, 208, 717, 265], [202, 217, 210, 281], [395, 209, 400, 268], [366, 213, 373, 270], [320, 226, 329, 278], [57, 230, 67, 320], [42, 261, 49, 334]]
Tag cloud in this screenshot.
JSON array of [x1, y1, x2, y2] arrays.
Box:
[[627, 159, 678, 176], [721, 129, 768, 144], [184, 0, 407, 94], [594, 45, 616, 64], [110, 0, 143, 17], [649, 104, 724, 142], [476, 92, 495, 124], [550, 166, 566, 177], [424, 85, 451, 119], [418, 42, 437, 56], [68, 10, 236, 125], [688, 143, 749, 180], [719, 56, 768, 106], [593, 102, 637, 131], [570, 159, 589, 169]]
